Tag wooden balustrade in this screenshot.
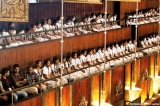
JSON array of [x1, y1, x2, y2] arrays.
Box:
[[0, 27, 131, 70]]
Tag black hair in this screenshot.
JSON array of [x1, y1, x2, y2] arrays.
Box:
[[56, 16, 61, 21], [87, 48, 92, 54], [44, 60, 50, 66], [35, 60, 41, 68], [8, 22, 14, 27], [46, 18, 51, 22], [27, 66, 33, 71], [13, 64, 19, 69], [53, 57, 59, 63], [25, 26, 30, 33], [66, 54, 72, 60], [90, 19, 96, 23], [41, 19, 46, 26], [36, 22, 41, 26], [2, 68, 9, 76], [30, 24, 36, 28], [81, 49, 86, 54], [72, 52, 77, 57]]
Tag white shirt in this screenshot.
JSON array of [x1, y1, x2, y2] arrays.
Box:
[[42, 66, 52, 79]]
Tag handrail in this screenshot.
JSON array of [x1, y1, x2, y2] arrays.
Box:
[[0, 44, 159, 96], [0, 15, 158, 39]]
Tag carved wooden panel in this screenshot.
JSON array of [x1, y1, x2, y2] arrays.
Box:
[[0, 0, 29, 22], [140, 56, 150, 102], [111, 66, 125, 104], [73, 79, 91, 106]]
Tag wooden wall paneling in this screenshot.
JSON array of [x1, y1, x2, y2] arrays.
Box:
[[17, 96, 42, 106], [149, 54, 155, 99], [0, 28, 131, 70], [125, 63, 131, 87], [0, 50, 6, 70], [141, 79, 149, 103], [62, 85, 71, 106], [119, 0, 158, 26], [105, 70, 111, 103], [135, 60, 140, 87], [45, 91, 56, 106], [111, 66, 125, 104], [91, 75, 100, 106], [140, 56, 150, 102], [73, 78, 91, 106], [138, 23, 158, 38], [150, 54, 155, 77]]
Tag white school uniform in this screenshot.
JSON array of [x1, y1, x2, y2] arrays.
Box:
[[63, 23, 75, 37], [42, 66, 60, 88], [45, 24, 60, 39], [96, 50, 110, 70], [78, 22, 89, 34], [86, 54, 99, 74], [3, 32, 19, 47], [71, 58, 88, 77], [51, 64, 68, 85]]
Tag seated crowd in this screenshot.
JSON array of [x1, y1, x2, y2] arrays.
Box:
[[1, 36, 160, 105], [126, 8, 159, 26], [0, 12, 121, 49]]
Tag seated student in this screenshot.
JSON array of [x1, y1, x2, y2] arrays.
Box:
[[41, 19, 47, 30], [78, 17, 92, 34], [19, 26, 34, 44], [141, 37, 149, 48], [61, 56, 76, 82], [34, 60, 47, 91], [91, 19, 103, 32], [70, 52, 88, 77], [70, 15, 76, 26], [0, 29, 7, 48], [93, 47, 110, 70], [90, 13, 96, 22], [73, 20, 82, 35], [1, 68, 28, 102], [55, 16, 67, 37], [35, 22, 50, 41], [45, 18, 60, 40], [152, 34, 158, 45], [42, 60, 59, 88], [8, 22, 16, 35], [79, 49, 88, 67], [95, 13, 105, 31], [0, 73, 9, 106], [65, 54, 85, 79], [86, 49, 99, 74], [29, 24, 40, 42], [10, 64, 39, 95], [25, 66, 42, 93], [92, 48, 103, 70], [63, 18, 75, 37], [51, 57, 68, 85], [5, 26, 19, 47]]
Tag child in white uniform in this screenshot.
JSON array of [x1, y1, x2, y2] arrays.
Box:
[[42, 60, 60, 88], [51, 57, 68, 85]]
